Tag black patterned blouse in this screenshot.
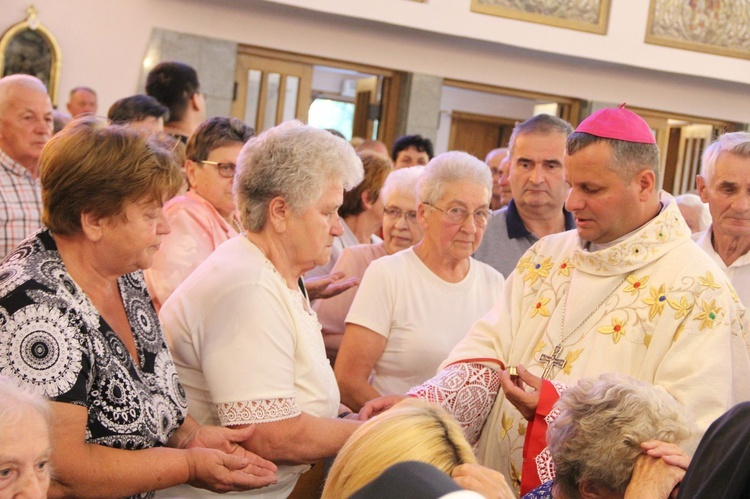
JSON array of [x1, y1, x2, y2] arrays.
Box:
[[0, 229, 188, 498]]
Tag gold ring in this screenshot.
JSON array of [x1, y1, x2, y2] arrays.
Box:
[[507, 366, 518, 377]]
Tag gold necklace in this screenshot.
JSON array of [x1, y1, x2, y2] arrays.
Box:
[[540, 272, 630, 379]]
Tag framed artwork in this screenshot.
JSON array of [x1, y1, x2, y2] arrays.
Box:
[[470, 0, 610, 34], [645, 0, 750, 60], [0, 6, 62, 105]]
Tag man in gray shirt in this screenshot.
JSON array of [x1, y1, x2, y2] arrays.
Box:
[[473, 114, 575, 277]]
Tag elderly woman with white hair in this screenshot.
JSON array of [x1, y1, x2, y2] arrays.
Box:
[[522, 373, 694, 499], [160, 122, 364, 497], [0, 378, 52, 498], [314, 166, 426, 363], [335, 152, 504, 411]]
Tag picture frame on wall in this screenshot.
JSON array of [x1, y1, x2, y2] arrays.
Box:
[[0, 6, 62, 106], [470, 0, 611, 35], [645, 0, 750, 61]]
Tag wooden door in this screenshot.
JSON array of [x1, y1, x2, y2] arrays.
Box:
[[449, 111, 517, 159], [232, 53, 312, 132]]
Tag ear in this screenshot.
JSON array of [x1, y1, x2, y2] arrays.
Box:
[[361, 191, 375, 210], [636, 169, 656, 200], [66, 102, 74, 115], [696, 175, 708, 202], [185, 160, 199, 189], [190, 92, 202, 111], [267, 196, 289, 233], [416, 202, 430, 229], [579, 479, 605, 499], [80, 211, 105, 242]]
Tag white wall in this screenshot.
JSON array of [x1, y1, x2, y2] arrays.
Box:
[[2, 0, 748, 124]]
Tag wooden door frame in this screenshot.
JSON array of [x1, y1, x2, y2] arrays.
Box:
[[443, 78, 584, 125], [448, 111, 519, 152], [235, 45, 403, 146]]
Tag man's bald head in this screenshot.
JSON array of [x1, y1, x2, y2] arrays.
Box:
[[0, 75, 48, 114]]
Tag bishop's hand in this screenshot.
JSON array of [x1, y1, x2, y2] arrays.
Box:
[[499, 364, 541, 421]]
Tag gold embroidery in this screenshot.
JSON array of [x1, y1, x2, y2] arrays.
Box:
[[531, 297, 551, 318], [563, 349, 583, 375], [668, 296, 692, 319], [699, 272, 721, 290], [523, 257, 553, 285], [625, 274, 649, 295], [642, 284, 667, 320], [695, 299, 722, 330], [597, 317, 627, 343]]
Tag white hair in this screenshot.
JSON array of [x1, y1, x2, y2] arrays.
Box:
[[417, 151, 492, 205], [234, 121, 364, 232], [700, 132, 750, 184], [380, 166, 425, 205], [0, 74, 48, 116], [0, 376, 50, 428]]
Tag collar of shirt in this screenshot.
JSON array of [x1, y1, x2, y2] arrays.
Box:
[[505, 199, 576, 240], [0, 147, 34, 179]]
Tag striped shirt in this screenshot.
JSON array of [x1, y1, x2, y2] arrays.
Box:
[[0, 148, 42, 261]]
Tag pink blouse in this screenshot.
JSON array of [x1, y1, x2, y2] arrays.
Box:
[[145, 191, 238, 310], [312, 242, 388, 336]]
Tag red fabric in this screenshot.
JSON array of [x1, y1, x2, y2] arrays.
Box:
[[520, 380, 562, 495]]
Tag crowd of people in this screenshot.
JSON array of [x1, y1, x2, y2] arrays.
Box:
[[0, 59, 749, 499]]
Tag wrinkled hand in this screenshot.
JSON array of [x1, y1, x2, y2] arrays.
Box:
[[624, 453, 685, 499], [641, 440, 691, 470], [452, 463, 515, 499], [185, 447, 277, 492], [499, 364, 541, 421], [359, 395, 407, 421], [305, 271, 359, 301], [187, 424, 277, 477]]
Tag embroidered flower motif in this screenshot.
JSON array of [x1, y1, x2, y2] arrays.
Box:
[[523, 257, 553, 285], [531, 297, 551, 318], [699, 272, 721, 290], [557, 261, 572, 277], [625, 274, 649, 295], [518, 421, 527, 436], [533, 340, 546, 357], [695, 299, 722, 331], [630, 243, 647, 257], [516, 255, 532, 273], [642, 284, 667, 320], [644, 333, 653, 347], [597, 317, 627, 343], [563, 349, 583, 375], [668, 296, 692, 319]]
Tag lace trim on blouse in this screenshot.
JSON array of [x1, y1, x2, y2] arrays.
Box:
[[216, 397, 301, 425]]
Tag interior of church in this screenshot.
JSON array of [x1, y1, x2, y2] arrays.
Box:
[[1, 0, 748, 192]]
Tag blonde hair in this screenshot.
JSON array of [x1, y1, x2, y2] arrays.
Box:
[[322, 400, 476, 498]]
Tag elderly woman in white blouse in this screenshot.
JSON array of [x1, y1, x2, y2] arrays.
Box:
[[335, 152, 505, 412], [160, 122, 364, 497], [313, 166, 425, 363]]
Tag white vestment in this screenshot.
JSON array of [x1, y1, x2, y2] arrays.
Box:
[[429, 198, 750, 487]]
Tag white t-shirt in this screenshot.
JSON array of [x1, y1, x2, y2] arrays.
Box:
[[345, 247, 504, 395], [160, 236, 339, 498]]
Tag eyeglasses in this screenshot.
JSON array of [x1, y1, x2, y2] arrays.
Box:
[[384, 206, 418, 224], [200, 161, 236, 178], [424, 203, 492, 228]]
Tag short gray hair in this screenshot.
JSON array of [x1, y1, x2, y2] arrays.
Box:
[[0, 376, 50, 428], [700, 131, 750, 184], [508, 114, 573, 158], [380, 166, 425, 205], [234, 121, 364, 232], [418, 152, 492, 205], [0, 74, 48, 117], [566, 132, 661, 183], [548, 373, 695, 498]]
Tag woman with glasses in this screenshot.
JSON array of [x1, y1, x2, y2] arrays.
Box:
[[313, 166, 425, 364], [145, 116, 254, 310], [335, 151, 504, 411]]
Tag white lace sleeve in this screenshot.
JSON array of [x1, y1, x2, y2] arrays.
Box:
[[407, 362, 500, 445], [216, 397, 301, 426]]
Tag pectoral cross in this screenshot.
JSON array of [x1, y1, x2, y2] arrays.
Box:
[[540, 344, 566, 379]]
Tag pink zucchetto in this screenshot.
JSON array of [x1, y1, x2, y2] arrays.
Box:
[[575, 103, 656, 144]]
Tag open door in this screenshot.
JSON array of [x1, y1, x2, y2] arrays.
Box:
[[232, 52, 313, 133]]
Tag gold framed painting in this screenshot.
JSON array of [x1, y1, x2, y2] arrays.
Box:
[[645, 0, 750, 61], [471, 0, 611, 34], [0, 6, 62, 105]]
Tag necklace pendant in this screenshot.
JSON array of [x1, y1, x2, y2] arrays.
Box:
[[540, 344, 566, 379]]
